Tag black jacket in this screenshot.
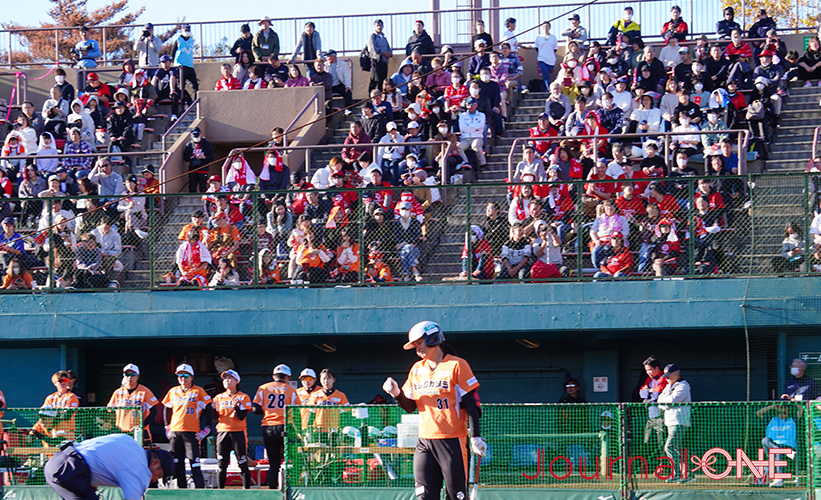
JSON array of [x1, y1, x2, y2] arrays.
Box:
[[231, 36, 254, 63], [183, 138, 215, 171], [107, 111, 135, 142], [406, 30, 436, 56]]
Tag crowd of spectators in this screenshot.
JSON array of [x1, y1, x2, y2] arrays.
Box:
[[2, 8, 820, 289]]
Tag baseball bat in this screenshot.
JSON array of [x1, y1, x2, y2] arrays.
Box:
[[470, 455, 481, 500]]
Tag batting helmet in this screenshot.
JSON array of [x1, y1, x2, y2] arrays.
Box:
[[404, 321, 445, 350]]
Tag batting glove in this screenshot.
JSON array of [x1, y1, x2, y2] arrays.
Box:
[[195, 426, 211, 441], [382, 377, 399, 397], [470, 437, 488, 457]]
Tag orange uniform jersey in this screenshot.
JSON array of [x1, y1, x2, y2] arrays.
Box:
[[296, 386, 318, 429], [401, 354, 480, 439], [33, 391, 80, 438], [253, 381, 298, 427], [213, 391, 253, 433], [162, 385, 212, 432], [307, 389, 349, 431], [107, 384, 158, 434]]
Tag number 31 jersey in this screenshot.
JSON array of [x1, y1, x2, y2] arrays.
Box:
[[253, 381, 298, 426], [402, 354, 480, 439]]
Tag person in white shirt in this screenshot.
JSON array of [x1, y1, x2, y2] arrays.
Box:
[[612, 77, 633, 114], [658, 37, 683, 69], [657, 363, 693, 484], [311, 157, 345, 190], [457, 98, 487, 167], [502, 17, 520, 53], [377, 121, 406, 185], [532, 21, 558, 91], [324, 49, 353, 111]]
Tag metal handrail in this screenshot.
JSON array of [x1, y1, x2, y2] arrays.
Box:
[[3, 0, 816, 67], [1, 150, 162, 160], [507, 129, 751, 182], [221, 140, 454, 185], [161, 98, 200, 153], [283, 93, 321, 148], [812, 126, 821, 162]]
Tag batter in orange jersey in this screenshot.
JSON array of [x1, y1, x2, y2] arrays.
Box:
[[383, 321, 487, 500]]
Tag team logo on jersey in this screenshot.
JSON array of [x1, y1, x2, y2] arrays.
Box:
[[413, 380, 450, 391]]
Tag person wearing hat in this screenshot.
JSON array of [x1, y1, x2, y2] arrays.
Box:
[[161, 364, 214, 488], [128, 67, 156, 119], [231, 23, 254, 64], [251, 364, 298, 490], [290, 21, 322, 76], [323, 49, 353, 111], [593, 230, 632, 278], [73, 26, 102, 68], [753, 49, 785, 116], [183, 127, 214, 193], [45, 432, 174, 500], [366, 19, 393, 92], [140, 164, 159, 195], [107, 98, 137, 152], [606, 6, 641, 47], [383, 321, 485, 500], [82, 72, 111, 110], [467, 39, 491, 78], [171, 24, 199, 98], [133, 22, 162, 68], [458, 97, 487, 168], [561, 13, 588, 47], [405, 19, 435, 56], [296, 368, 319, 430], [151, 55, 180, 120], [365, 250, 392, 282], [107, 364, 159, 444], [0, 216, 39, 270], [253, 17, 280, 62], [212, 370, 253, 489], [657, 363, 692, 483]]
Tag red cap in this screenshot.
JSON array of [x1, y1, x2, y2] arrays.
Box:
[[208, 175, 221, 183], [368, 251, 382, 262], [415, 20, 424, 25], [610, 230, 624, 240], [659, 218, 674, 226], [86, 72, 99, 81], [758, 49, 773, 57], [214, 212, 227, 220]]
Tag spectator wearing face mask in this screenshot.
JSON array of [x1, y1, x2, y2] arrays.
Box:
[[701, 108, 728, 150]]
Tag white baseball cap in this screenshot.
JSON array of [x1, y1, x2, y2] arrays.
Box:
[[221, 370, 241, 383], [386, 121, 397, 131], [175, 363, 194, 376], [273, 364, 292, 376], [123, 363, 140, 375], [300, 368, 317, 379]]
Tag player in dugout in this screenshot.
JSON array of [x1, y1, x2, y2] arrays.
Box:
[[383, 321, 487, 500]]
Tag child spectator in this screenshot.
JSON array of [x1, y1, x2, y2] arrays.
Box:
[[499, 222, 533, 280]]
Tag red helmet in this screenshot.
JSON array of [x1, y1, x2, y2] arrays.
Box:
[[86, 72, 99, 81], [610, 231, 624, 240], [368, 251, 383, 262]]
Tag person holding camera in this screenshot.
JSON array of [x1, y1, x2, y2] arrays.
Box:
[[73, 26, 102, 68], [134, 23, 162, 69]]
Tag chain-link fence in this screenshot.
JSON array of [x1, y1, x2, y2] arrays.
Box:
[[286, 401, 814, 493], [0, 407, 140, 485], [0, 171, 817, 292]]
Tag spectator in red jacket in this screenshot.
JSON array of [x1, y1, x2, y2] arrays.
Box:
[[640, 356, 669, 451], [661, 5, 688, 42], [594, 230, 633, 278], [214, 63, 242, 90], [341, 121, 372, 168]]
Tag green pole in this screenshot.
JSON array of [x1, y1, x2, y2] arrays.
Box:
[[252, 192, 259, 286], [148, 195, 155, 289], [466, 184, 473, 283], [688, 179, 695, 278]]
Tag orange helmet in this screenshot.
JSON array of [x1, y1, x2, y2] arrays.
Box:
[[368, 251, 383, 262]]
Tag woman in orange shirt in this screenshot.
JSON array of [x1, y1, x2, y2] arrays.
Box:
[[294, 228, 332, 284], [307, 369, 349, 433], [213, 370, 253, 489], [2, 259, 36, 290]]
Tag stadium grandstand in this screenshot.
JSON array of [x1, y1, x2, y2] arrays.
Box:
[[0, 1, 820, 499]]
